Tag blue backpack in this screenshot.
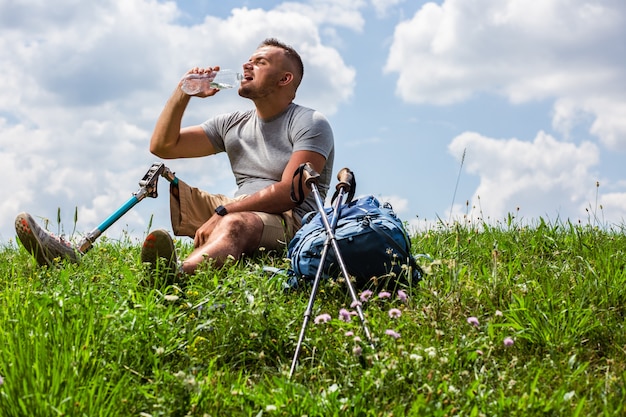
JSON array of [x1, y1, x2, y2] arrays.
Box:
[[287, 195, 423, 288]]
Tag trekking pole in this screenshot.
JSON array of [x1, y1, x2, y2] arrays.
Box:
[[76, 162, 178, 254], [289, 164, 375, 378]]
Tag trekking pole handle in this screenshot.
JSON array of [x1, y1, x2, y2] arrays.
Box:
[[336, 167, 353, 192], [302, 162, 321, 188]]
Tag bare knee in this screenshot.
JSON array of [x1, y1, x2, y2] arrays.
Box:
[[185, 213, 263, 272], [218, 213, 263, 250]]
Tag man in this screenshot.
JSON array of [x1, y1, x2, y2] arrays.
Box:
[[142, 38, 334, 276], [15, 38, 335, 275]]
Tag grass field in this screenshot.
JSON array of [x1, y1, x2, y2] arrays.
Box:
[[1, 216, 626, 416]]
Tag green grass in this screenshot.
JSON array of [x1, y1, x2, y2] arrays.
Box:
[[1, 217, 626, 416]]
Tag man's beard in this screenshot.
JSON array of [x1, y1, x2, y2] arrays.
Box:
[[238, 80, 278, 100]]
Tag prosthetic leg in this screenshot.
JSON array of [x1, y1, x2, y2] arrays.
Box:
[[15, 162, 178, 266], [77, 162, 178, 254]]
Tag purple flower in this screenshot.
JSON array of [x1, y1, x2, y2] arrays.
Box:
[[314, 313, 331, 324], [339, 308, 353, 322], [397, 290, 408, 303], [350, 300, 362, 308], [467, 316, 480, 327], [359, 290, 373, 303], [503, 337, 515, 347], [385, 329, 401, 339], [388, 308, 402, 318], [344, 331, 354, 337], [352, 345, 362, 356], [378, 291, 392, 299]]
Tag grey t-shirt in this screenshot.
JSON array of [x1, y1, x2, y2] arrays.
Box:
[[201, 102, 335, 221]]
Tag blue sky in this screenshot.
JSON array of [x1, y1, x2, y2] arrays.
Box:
[[1, 0, 625, 246]]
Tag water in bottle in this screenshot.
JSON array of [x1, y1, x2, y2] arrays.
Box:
[[181, 70, 243, 95]]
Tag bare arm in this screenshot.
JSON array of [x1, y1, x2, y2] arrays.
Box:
[[150, 69, 220, 159]]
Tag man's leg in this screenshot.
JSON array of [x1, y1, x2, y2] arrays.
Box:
[[181, 212, 264, 274]]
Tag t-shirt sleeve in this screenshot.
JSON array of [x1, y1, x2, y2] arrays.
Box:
[[291, 110, 334, 159], [201, 114, 230, 153]]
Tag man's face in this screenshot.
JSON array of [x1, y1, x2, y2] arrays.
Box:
[[238, 46, 286, 99]]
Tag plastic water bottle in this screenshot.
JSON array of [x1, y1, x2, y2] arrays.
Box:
[[181, 70, 243, 95]]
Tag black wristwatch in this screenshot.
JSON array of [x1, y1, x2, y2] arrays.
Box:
[[215, 205, 228, 216]]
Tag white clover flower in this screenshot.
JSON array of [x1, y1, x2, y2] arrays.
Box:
[[425, 347, 437, 358]]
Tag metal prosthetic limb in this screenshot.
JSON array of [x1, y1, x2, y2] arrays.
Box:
[[76, 162, 178, 254]]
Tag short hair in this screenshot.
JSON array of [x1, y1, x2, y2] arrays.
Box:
[[259, 38, 304, 89]]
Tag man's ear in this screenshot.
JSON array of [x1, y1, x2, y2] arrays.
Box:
[[279, 72, 294, 86]]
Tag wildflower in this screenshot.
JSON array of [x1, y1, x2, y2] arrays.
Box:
[[467, 316, 480, 327], [424, 347, 437, 358], [352, 345, 362, 356], [476, 349, 483, 355], [495, 310, 503, 317], [397, 290, 408, 303], [388, 308, 402, 318], [265, 405, 278, 412], [359, 290, 373, 302], [327, 383, 339, 394], [503, 337, 515, 347], [339, 308, 356, 323], [344, 331, 354, 337], [409, 353, 423, 362], [378, 291, 392, 299], [385, 329, 401, 339], [563, 391, 575, 402], [350, 300, 362, 308], [314, 313, 332, 324]]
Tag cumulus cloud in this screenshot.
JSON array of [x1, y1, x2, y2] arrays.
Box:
[[378, 195, 409, 214], [447, 131, 604, 222], [0, 0, 356, 243], [384, 0, 626, 149], [277, 0, 367, 31], [370, 0, 406, 17]]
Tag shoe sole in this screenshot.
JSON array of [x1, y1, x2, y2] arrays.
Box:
[[141, 229, 177, 273], [15, 212, 78, 266]]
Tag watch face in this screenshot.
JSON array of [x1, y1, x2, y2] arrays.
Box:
[[216, 205, 228, 216]]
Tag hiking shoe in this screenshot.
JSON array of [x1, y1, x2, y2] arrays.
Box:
[[141, 229, 178, 279], [15, 212, 79, 266]]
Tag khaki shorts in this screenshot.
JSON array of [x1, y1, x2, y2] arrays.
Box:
[[169, 180, 299, 251]]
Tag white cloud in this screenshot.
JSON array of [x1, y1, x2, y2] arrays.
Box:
[[378, 194, 409, 214], [277, 0, 367, 31], [598, 192, 626, 226], [370, 0, 406, 17], [0, 0, 356, 244], [447, 130, 602, 222], [384, 0, 626, 149]]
